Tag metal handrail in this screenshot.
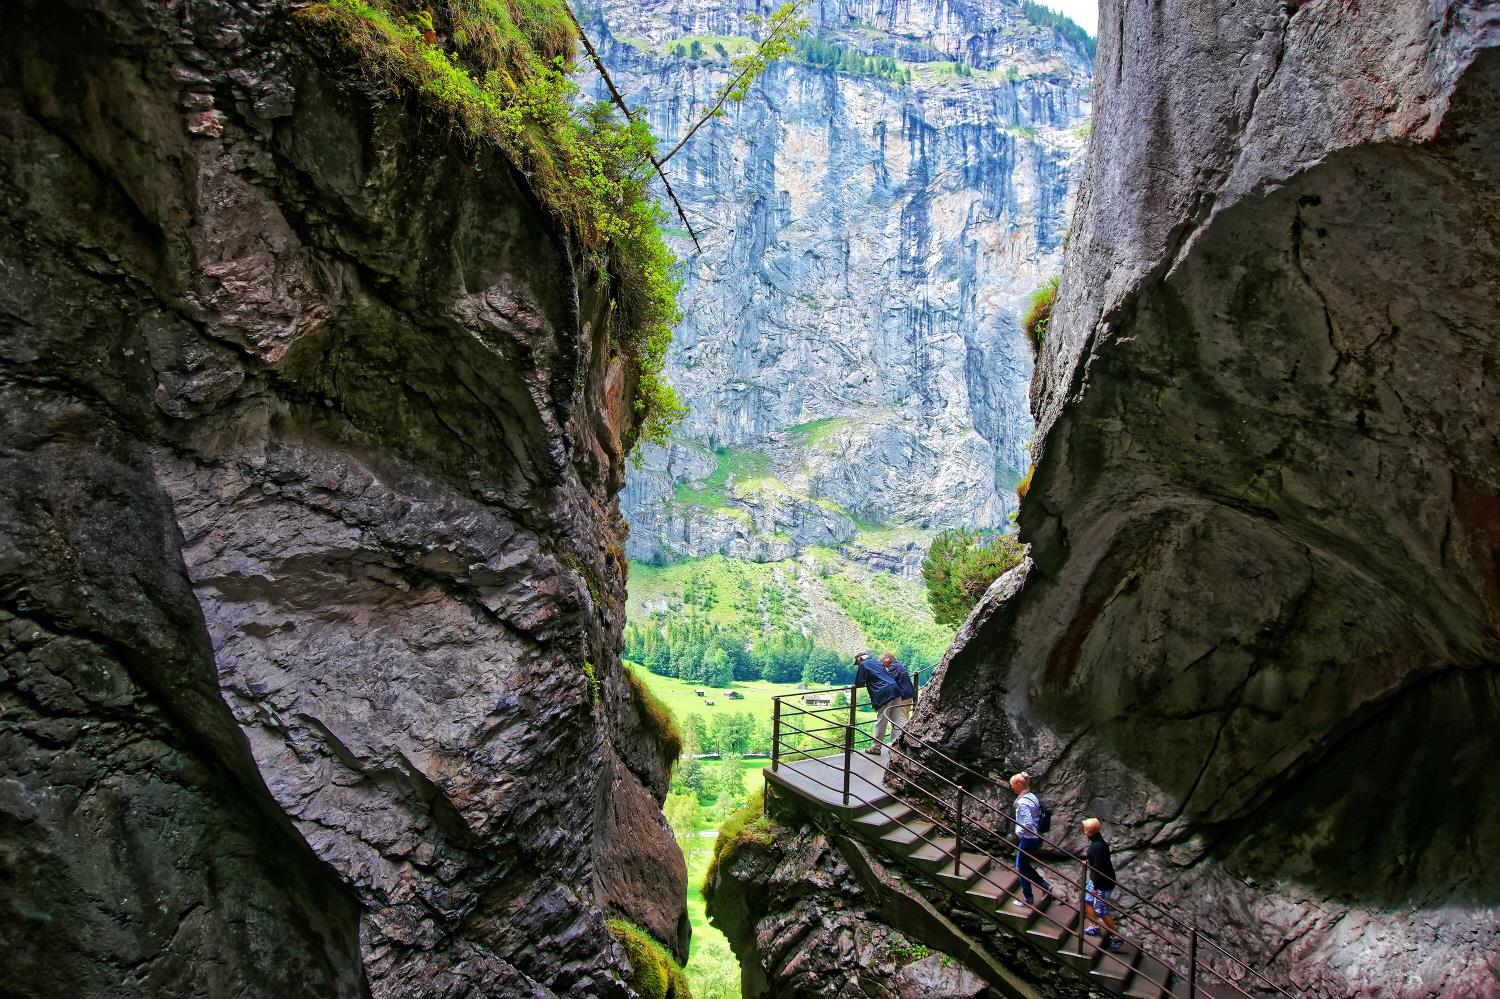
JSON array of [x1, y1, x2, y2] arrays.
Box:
[[770, 680, 1294, 999], [776, 711, 1197, 984], [770, 720, 1179, 994], [886, 717, 1285, 993], [804, 693, 1293, 997], [776, 709, 1259, 998]]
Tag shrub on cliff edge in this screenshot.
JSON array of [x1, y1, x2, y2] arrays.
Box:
[[607, 918, 693, 999], [1023, 274, 1059, 352], [702, 787, 771, 900], [296, 0, 683, 448]]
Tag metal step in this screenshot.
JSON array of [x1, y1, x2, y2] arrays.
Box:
[[1080, 936, 1134, 978], [1089, 939, 1141, 987], [881, 820, 939, 849], [905, 835, 959, 868], [1025, 895, 1081, 949], [926, 855, 991, 886], [1123, 949, 1178, 999], [850, 801, 913, 834], [963, 868, 1021, 911]]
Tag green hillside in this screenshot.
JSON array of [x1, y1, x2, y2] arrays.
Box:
[[625, 552, 952, 688]]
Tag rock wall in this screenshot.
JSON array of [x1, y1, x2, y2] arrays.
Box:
[[709, 3, 1500, 996], [0, 1, 684, 996], [587, 0, 1092, 564], [910, 2, 1500, 997]]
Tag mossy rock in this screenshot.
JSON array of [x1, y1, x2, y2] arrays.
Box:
[[625, 665, 683, 761], [608, 919, 693, 999], [702, 788, 772, 900]]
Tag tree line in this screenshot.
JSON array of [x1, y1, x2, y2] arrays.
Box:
[[623, 617, 937, 688]]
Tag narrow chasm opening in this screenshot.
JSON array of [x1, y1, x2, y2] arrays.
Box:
[[599, 3, 1089, 993]]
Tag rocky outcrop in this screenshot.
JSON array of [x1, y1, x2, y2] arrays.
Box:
[[909, 2, 1500, 997], [0, 0, 685, 995], [591, 0, 1091, 563]]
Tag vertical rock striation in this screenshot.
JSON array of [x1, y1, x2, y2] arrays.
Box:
[[0, 0, 685, 995], [912, 2, 1500, 996], [588, 0, 1092, 564]]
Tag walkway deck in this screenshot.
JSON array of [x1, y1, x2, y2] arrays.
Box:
[[768, 750, 894, 809]]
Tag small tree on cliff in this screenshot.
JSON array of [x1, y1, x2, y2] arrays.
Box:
[[922, 529, 1024, 628], [656, 2, 810, 167]]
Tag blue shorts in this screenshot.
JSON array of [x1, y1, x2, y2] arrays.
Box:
[[1086, 882, 1112, 917]]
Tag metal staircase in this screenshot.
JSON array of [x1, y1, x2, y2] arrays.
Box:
[[763, 680, 1294, 999]]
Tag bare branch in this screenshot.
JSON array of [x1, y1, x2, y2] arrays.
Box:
[[657, 59, 765, 166], [561, 1, 702, 254]]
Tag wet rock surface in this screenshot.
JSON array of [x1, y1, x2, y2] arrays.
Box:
[[0, 0, 683, 995], [910, 2, 1500, 997]]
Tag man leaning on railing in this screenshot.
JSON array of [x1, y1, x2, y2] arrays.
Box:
[[853, 651, 916, 756]]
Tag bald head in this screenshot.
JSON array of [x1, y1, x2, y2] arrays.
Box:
[[1083, 817, 1101, 837]]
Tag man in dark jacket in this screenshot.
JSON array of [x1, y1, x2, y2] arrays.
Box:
[[853, 652, 901, 755], [1083, 818, 1122, 952], [877, 653, 916, 749]]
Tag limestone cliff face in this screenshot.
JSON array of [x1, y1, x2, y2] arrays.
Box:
[[588, 0, 1091, 564], [915, 2, 1500, 996], [0, 1, 684, 996]]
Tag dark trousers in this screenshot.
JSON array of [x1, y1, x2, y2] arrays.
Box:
[[1016, 836, 1052, 903]]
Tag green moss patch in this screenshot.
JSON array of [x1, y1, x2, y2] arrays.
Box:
[[624, 664, 683, 762], [700, 446, 772, 492], [1023, 274, 1059, 352], [786, 416, 852, 448], [296, 0, 683, 447], [607, 918, 693, 999], [701, 787, 771, 900]]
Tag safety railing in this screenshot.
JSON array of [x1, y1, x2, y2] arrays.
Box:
[[768, 673, 1293, 999]]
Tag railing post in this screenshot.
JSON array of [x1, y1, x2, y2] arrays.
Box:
[[772, 697, 781, 773], [1079, 859, 1089, 952], [841, 715, 854, 806], [841, 684, 857, 805], [1188, 925, 1199, 999], [848, 683, 858, 742], [953, 793, 965, 876]]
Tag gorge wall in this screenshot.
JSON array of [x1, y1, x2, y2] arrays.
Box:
[[710, 2, 1500, 997], [0, 1, 685, 995], [587, 0, 1092, 569]]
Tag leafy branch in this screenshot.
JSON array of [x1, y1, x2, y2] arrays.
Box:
[[658, 2, 809, 166]]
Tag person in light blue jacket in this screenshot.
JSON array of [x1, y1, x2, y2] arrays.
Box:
[[1009, 772, 1053, 909]]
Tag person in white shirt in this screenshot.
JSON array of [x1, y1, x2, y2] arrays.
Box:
[[1009, 772, 1053, 908]]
